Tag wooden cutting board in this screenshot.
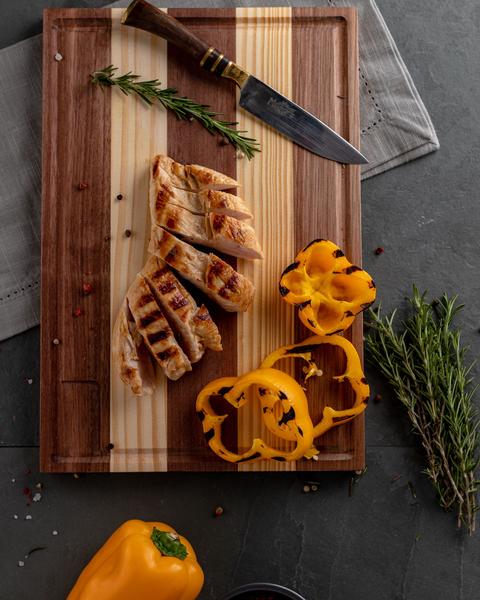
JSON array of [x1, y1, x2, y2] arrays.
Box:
[[41, 7, 364, 473]]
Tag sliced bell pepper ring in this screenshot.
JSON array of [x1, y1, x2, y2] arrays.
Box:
[[196, 368, 316, 463], [279, 239, 376, 336], [260, 335, 369, 440]]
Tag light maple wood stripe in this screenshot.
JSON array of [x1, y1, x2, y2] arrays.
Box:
[[236, 7, 296, 472], [109, 8, 168, 472]]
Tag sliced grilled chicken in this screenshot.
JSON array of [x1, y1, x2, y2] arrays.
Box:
[[126, 274, 191, 380], [149, 226, 255, 312], [152, 166, 252, 220], [142, 255, 222, 363], [113, 299, 156, 396], [151, 191, 263, 260], [152, 154, 239, 192]]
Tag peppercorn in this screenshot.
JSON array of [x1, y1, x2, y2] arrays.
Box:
[[124, 229, 132, 238], [374, 247, 384, 255], [82, 282, 93, 295], [78, 182, 88, 190], [213, 506, 224, 517], [73, 308, 83, 317]]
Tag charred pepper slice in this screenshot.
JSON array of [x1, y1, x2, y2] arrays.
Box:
[[279, 239, 376, 335], [196, 368, 316, 463], [260, 335, 369, 439]]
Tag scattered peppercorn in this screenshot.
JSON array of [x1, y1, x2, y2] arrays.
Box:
[[213, 506, 224, 517], [218, 136, 229, 146], [104, 235, 111, 242], [77, 182, 88, 190], [374, 247, 384, 255], [52, 338, 60, 345], [124, 229, 132, 238], [116, 194, 123, 200], [107, 443, 115, 450], [73, 308, 83, 317], [303, 485, 311, 493], [82, 282, 93, 295], [373, 394, 382, 403]]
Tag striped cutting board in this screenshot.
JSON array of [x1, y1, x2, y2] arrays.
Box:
[[41, 7, 364, 472]]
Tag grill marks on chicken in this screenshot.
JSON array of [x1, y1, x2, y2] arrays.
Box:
[[114, 155, 260, 388], [113, 299, 156, 396], [149, 226, 255, 312], [142, 255, 222, 363], [151, 155, 263, 260], [152, 166, 253, 220], [152, 154, 239, 192], [126, 274, 192, 381]]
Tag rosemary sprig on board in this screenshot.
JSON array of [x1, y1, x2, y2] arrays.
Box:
[[366, 287, 479, 534], [90, 65, 260, 159]]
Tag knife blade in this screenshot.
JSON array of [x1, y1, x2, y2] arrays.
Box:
[[122, 0, 368, 165]]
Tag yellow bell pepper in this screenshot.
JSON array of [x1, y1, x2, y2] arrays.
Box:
[[279, 239, 376, 336], [260, 335, 369, 439], [196, 368, 316, 463], [67, 520, 204, 600]]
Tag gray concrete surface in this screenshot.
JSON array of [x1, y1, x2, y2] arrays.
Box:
[[1, 1, 480, 598]]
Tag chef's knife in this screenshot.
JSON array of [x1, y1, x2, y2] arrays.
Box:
[[122, 0, 368, 164]]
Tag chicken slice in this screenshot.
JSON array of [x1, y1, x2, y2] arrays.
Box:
[[126, 274, 191, 381], [142, 255, 222, 363], [152, 154, 239, 191], [152, 166, 252, 220], [151, 191, 263, 260], [112, 299, 156, 396], [149, 226, 255, 312]]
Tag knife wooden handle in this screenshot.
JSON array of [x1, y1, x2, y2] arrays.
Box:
[[122, 0, 249, 87]]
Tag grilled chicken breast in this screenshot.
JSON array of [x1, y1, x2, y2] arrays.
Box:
[[152, 154, 239, 192], [126, 274, 191, 380], [152, 166, 252, 221], [113, 299, 156, 396], [149, 226, 255, 312], [151, 191, 263, 260], [142, 255, 222, 363]]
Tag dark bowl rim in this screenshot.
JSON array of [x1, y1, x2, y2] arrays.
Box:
[[221, 582, 306, 600]]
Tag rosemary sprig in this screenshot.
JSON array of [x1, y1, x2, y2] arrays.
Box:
[[90, 65, 260, 159], [366, 287, 479, 534]]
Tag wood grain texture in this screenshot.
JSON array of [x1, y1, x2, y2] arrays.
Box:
[[235, 7, 296, 472], [292, 8, 364, 471], [41, 7, 364, 472], [166, 8, 238, 472], [41, 10, 112, 472], [109, 8, 168, 472]]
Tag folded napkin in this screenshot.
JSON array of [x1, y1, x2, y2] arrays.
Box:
[[0, 0, 438, 342]]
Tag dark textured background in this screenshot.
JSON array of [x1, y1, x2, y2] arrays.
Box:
[[1, 1, 480, 598]]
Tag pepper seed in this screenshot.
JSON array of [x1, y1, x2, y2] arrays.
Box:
[[116, 194, 123, 201], [303, 485, 311, 493], [54, 52, 63, 62], [52, 338, 60, 345], [124, 229, 132, 238], [214, 506, 224, 517]]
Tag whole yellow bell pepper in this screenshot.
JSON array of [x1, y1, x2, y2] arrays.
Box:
[[67, 519, 204, 600]]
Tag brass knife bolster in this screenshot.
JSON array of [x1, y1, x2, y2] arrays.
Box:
[[199, 47, 249, 87]]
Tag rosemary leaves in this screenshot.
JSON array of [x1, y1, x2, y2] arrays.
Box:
[[90, 65, 260, 159], [366, 287, 479, 534]]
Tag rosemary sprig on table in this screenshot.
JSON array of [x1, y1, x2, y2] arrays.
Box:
[[366, 287, 479, 534], [90, 65, 260, 159]]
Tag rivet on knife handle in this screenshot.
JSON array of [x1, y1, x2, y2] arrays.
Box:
[[122, 0, 249, 88]]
